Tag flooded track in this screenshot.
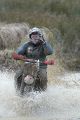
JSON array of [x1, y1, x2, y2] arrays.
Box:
[[0, 70, 80, 120]]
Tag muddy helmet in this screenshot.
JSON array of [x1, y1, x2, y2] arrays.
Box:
[[29, 27, 43, 38]]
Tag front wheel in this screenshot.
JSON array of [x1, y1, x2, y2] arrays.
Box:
[[20, 75, 35, 96]]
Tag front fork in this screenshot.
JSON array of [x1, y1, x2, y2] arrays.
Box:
[[20, 60, 40, 95], [20, 74, 25, 95]]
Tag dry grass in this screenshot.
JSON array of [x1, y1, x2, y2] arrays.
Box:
[[47, 58, 65, 85], [0, 49, 24, 71], [0, 23, 55, 70], [0, 22, 79, 71], [0, 23, 29, 49]]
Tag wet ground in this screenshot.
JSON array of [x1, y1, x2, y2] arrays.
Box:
[[0, 70, 80, 120]]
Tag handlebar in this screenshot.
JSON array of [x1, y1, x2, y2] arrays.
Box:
[[12, 52, 55, 65], [23, 59, 55, 65]]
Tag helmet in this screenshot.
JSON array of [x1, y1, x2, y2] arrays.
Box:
[[29, 27, 42, 38]]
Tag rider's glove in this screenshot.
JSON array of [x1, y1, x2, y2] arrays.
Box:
[[12, 52, 26, 60]]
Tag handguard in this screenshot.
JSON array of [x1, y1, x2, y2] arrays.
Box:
[[43, 60, 55, 65]]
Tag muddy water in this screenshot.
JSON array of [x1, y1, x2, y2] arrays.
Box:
[[0, 70, 80, 120]]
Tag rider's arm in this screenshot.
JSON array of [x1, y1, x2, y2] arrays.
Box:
[[43, 42, 53, 55], [12, 43, 28, 60], [16, 43, 28, 55]]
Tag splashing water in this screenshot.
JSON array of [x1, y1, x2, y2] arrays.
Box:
[[0, 70, 80, 119]]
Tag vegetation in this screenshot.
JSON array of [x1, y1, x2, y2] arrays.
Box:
[[0, 0, 80, 70]]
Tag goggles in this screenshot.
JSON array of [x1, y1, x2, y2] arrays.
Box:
[[31, 32, 40, 35]]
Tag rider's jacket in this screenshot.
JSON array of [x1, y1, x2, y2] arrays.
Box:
[[16, 41, 53, 67]]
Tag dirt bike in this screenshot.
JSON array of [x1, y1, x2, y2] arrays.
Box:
[[14, 59, 54, 96]]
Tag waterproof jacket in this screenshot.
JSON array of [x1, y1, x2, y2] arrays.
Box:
[[16, 41, 53, 67]]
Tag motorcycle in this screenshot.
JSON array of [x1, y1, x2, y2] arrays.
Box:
[[14, 58, 54, 96]]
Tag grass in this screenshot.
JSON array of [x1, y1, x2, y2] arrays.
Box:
[[0, 0, 80, 70]]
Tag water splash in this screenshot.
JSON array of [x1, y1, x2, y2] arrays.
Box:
[[0, 70, 80, 119]]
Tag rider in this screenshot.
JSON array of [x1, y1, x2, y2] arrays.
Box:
[[12, 27, 53, 91]]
